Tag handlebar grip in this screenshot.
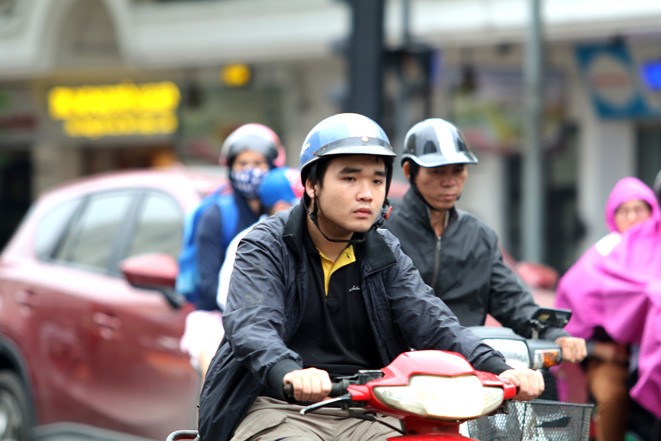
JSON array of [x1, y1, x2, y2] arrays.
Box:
[[330, 379, 350, 397], [283, 379, 350, 399]]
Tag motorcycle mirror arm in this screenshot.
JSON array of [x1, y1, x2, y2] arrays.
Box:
[[528, 307, 572, 339], [529, 320, 543, 340]]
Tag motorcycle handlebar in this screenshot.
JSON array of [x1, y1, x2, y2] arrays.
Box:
[[283, 378, 351, 400]]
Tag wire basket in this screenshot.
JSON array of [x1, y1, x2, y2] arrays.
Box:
[[465, 399, 593, 441]]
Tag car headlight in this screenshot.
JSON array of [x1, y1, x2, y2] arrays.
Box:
[[482, 338, 531, 369], [373, 374, 504, 420]]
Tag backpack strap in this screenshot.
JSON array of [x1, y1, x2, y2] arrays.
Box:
[[176, 189, 224, 302], [216, 194, 239, 250]]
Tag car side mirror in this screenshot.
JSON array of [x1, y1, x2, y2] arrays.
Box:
[[121, 253, 182, 308]]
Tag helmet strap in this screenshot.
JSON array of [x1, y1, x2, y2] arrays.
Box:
[[372, 199, 391, 229], [307, 194, 366, 245]]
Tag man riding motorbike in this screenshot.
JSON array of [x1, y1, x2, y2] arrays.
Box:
[[197, 113, 544, 441]]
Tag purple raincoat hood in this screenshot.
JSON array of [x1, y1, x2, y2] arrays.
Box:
[[604, 176, 660, 232]]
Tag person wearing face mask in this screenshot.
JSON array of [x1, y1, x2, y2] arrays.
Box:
[[180, 123, 283, 377], [555, 177, 660, 441]]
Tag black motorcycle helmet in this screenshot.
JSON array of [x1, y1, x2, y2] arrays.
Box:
[[401, 117, 478, 173], [401, 118, 478, 209]]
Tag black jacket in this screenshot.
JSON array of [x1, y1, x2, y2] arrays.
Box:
[[198, 203, 511, 441], [384, 188, 568, 341]]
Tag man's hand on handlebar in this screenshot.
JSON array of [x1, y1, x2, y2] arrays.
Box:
[[555, 336, 588, 363], [283, 368, 332, 403], [498, 368, 544, 401]]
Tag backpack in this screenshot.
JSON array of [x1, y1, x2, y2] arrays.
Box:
[[176, 188, 239, 304]]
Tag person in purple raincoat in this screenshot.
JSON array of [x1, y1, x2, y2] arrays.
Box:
[[555, 176, 660, 441]]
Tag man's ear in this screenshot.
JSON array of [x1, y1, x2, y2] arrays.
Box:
[[402, 161, 411, 180], [305, 179, 316, 200]]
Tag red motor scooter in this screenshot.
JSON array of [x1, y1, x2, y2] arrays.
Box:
[[296, 349, 518, 440], [167, 308, 592, 440], [168, 349, 517, 441]]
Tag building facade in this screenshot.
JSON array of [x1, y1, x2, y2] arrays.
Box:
[[1, 0, 661, 270]]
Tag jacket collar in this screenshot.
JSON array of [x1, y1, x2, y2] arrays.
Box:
[[282, 203, 395, 271], [403, 188, 459, 230]]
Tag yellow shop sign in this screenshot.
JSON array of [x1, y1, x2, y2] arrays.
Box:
[[48, 81, 181, 138]]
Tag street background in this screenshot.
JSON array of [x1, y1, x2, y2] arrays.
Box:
[[2, 0, 661, 272]]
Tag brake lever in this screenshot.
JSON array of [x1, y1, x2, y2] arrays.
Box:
[[300, 394, 352, 415]]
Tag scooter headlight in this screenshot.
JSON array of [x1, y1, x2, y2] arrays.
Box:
[[373, 375, 504, 420]]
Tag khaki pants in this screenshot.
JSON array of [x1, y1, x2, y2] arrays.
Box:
[[230, 396, 402, 441], [585, 359, 630, 441]]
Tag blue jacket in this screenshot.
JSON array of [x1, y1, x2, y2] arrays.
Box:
[[194, 192, 260, 311], [197, 203, 510, 441]]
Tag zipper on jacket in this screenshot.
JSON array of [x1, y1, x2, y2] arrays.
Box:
[[430, 235, 442, 287]]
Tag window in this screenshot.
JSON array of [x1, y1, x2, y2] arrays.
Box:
[[35, 198, 81, 260], [53, 191, 136, 272], [126, 191, 184, 260]]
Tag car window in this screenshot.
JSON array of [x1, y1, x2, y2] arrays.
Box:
[[53, 191, 136, 272], [126, 191, 184, 260], [35, 198, 81, 260]]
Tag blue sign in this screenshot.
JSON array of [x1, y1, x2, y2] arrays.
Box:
[[575, 41, 660, 119], [641, 61, 661, 91]]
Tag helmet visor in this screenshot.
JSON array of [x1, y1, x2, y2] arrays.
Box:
[[314, 136, 396, 159], [402, 150, 478, 168]]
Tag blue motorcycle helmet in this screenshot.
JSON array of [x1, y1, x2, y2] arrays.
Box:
[[299, 113, 396, 189], [299, 113, 396, 235]]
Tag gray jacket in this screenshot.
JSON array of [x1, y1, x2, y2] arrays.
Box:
[[384, 188, 568, 341], [198, 203, 510, 441]]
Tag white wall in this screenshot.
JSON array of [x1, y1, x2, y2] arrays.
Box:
[[578, 117, 635, 251], [462, 152, 507, 242]]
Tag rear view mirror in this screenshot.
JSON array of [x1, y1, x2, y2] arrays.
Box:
[[529, 307, 572, 338], [121, 253, 183, 308]]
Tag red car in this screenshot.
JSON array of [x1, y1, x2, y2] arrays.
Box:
[[0, 166, 224, 440]]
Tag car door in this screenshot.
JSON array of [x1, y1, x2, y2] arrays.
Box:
[[87, 189, 198, 439], [30, 188, 197, 439], [25, 189, 140, 430]]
